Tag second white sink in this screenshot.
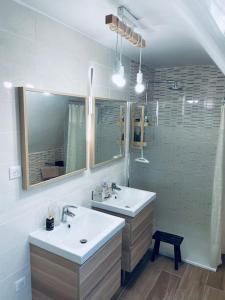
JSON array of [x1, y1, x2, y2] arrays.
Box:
[[91, 186, 156, 217]]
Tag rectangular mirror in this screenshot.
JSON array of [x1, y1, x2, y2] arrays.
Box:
[[90, 97, 127, 167], [19, 88, 87, 189]]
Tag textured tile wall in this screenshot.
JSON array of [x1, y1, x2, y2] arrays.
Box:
[[29, 147, 64, 184], [0, 1, 131, 299], [130, 63, 225, 268]]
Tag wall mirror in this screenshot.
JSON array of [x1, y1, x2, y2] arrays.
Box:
[[19, 88, 87, 189], [90, 97, 127, 167]]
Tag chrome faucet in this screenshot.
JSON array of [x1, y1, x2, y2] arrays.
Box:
[[61, 205, 77, 223], [111, 183, 121, 192]]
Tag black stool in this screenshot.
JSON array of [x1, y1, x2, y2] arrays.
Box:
[[151, 230, 184, 270]]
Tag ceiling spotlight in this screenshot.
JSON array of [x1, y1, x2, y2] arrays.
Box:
[[135, 48, 145, 94], [3, 81, 13, 89], [26, 84, 34, 88]]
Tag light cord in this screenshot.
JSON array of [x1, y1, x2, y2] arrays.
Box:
[[139, 47, 142, 72]]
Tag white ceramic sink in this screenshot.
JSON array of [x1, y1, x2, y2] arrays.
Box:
[[91, 186, 156, 217], [29, 206, 125, 264]]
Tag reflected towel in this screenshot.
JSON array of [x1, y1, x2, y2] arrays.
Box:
[[41, 166, 59, 180]]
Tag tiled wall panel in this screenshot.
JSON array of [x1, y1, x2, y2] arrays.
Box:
[[130, 64, 225, 267], [29, 147, 64, 184]]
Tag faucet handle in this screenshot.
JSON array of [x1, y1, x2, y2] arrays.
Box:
[[63, 205, 77, 210]]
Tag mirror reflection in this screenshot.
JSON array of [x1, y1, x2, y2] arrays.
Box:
[[20, 89, 86, 188], [94, 98, 127, 166]]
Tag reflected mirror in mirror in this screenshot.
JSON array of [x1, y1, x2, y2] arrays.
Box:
[[92, 98, 127, 166], [19, 88, 86, 189]]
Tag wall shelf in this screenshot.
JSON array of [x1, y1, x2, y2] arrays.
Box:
[[131, 141, 147, 149], [131, 105, 149, 149]]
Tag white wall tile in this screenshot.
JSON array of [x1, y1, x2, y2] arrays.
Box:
[[0, 1, 130, 299]]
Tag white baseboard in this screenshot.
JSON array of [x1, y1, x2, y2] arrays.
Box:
[[150, 247, 217, 272], [182, 258, 216, 272]]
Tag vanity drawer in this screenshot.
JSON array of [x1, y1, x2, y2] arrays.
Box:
[[122, 202, 154, 250], [79, 232, 121, 299], [84, 260, 121, 300], [93, 202, 154, 273], [30, 232, 122, 300], [122, 225, 152, 272]]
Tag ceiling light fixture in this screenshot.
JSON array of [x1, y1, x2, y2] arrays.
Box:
[[3, 81, 13, 89], [135, 47, 145, 94], [105, 10, 146, 48], [108, 6, 146, 90], [26, 84, 34, 88]]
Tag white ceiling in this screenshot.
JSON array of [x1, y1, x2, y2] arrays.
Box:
[[14, 0, 215, 67]]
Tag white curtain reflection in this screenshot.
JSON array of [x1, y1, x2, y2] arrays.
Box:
[[210, 104, 224, 268], [66, 103, 85, 173]]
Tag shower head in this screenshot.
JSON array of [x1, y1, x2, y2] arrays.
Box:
[[146, 79, 183, 91], [168, 81, 183, 91]]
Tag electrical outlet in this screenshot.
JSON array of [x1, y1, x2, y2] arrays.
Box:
[[15, 276, 26, 292], [9, 166, 21, 180]]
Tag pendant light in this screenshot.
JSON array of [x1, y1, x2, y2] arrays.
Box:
[[135, 47, 145, 94], [112, 30, 126, 88]]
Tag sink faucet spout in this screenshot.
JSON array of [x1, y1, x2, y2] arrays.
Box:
[[61, 205, 77, 223]]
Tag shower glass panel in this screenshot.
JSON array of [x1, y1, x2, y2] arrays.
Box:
[[129, 65, 225, 269]]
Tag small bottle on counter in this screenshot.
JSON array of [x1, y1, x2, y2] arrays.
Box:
[[46, 207, 54, 231], [101, 182, 110, 201]]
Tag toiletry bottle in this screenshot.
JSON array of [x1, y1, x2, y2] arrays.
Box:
[[48, 203, 61, 226], [46, 207, 54, 231], [101, 182, 109, 201]]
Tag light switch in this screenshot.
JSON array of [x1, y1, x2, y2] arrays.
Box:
[[9, 165, 21, 180]]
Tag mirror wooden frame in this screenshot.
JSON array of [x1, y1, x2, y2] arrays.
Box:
[[90, 97, 127, 168], [19, 87, 87, 190]]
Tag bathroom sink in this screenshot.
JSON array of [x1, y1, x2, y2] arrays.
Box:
[[91, 186, 156, 217], [29, 206, 125, 264]]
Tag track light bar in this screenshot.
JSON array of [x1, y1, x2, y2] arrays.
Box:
[[117, 6, 139, 28], [105, 14, 146, 48]]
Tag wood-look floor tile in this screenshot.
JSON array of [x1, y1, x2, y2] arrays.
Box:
[[151, 255, 187, 278], [174, 265, 209, 300], [207, 265, 225, 291], [181, 264, 209, 285], [118, 262, 161, 300], [146, 271, 180, 300], [116, 255, 225, 300], [203, 286, 225, 300]]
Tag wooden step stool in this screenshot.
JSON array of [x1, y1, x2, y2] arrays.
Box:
[[151, 230, 184, 270]]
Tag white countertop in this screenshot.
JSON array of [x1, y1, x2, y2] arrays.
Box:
[[91, 186, 156, 217]]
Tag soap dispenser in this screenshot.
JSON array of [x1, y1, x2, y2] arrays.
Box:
[[46, 207, 54, 231]]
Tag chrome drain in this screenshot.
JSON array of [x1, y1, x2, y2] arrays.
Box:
[[80, 239, 88, 244]]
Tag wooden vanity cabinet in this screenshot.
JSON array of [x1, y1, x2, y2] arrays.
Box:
[[30, 232, 122, 300], [94, 202, 154, 273]]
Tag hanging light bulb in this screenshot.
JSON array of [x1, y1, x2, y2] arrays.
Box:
[[135, 70, 145, 93], [135, 47, 145, 94], [112, 29, 126, 88], [112, 64, 126, 87]]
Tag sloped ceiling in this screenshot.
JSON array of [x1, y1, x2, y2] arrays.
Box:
[[13, 0, 222, 69]]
